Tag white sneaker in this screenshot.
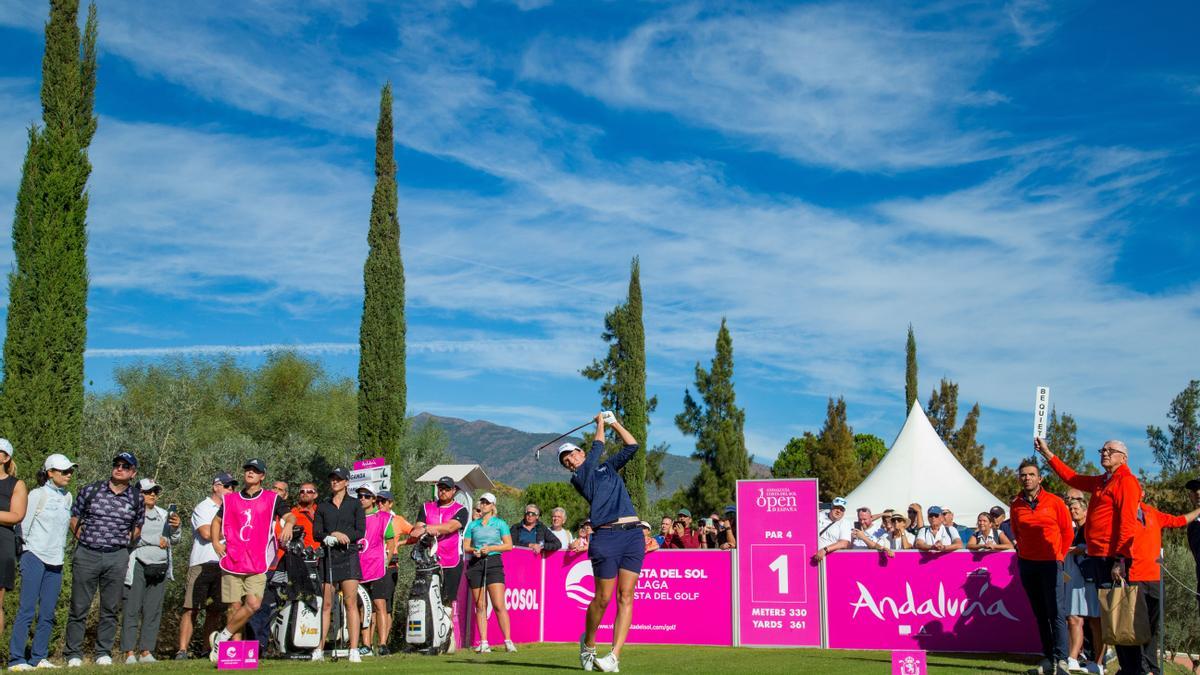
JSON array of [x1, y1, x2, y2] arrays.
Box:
[[94, 656, 112, 667], [124, 655, 138, 666], [208, 632, 220, 664], [579, 634, 596, 672], [9, 665, 34, 672], [348, 650, 361, 664], [505, 640, 517, 653], [446, 632, 456, 655], [310, 650, 324, 662], [594, 652, 620, 673], [34, 662, 59, 670], [476, 642, 491, 654], [137, 655, 155, 664], [65, 659, 81, 668]]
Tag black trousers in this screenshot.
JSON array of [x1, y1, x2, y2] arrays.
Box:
[[1018, 558, 1068, 662], [1113, 580, 1160, 675]]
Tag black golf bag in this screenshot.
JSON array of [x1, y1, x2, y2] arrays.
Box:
[[268, 529, 324, 659]]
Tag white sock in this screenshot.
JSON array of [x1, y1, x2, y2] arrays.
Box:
[[216, 629, 232, 643]]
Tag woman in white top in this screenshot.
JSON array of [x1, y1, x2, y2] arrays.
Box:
[[967, 512, 1014, 551], [7, 454, 75, 671], [886, 513, 915, 550]]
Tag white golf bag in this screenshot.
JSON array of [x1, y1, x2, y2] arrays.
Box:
[[405, 534, 453, 654], [269, 532, 325, 659]]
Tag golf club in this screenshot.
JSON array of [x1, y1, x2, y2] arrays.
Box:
[[533, 419, 593, 460]]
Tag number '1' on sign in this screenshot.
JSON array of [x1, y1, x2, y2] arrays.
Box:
[[1033, 386, 1050, 439]]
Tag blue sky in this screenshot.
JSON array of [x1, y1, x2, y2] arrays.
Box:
[[1, 1, 1197, 476]]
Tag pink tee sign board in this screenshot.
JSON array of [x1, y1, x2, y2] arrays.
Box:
[[735, 479, 821, 647], [824, 551, 1040, 653], [462, 549, 543, 646], [542, 549, 734, 645], [892, 650, 927, 675], [215, 641, 258, 670]]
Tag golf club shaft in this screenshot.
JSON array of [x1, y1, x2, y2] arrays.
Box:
[[533, 419, 594, 457]]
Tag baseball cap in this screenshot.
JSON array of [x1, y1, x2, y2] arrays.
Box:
[[478, 492, 497, 504], [113, 452, 138, 468], [0, 438, 13, 458], [892, 512, 910, 524], [138, 478, 161, 493], [43, 454, 77, 472], [558, 442, 582, 460], [676, 508, 692, 517], [376, 490, 394, 501], [638, 520, 651, 530], [927, 505, 944, 516], [329, 467, 350, 481], [213, 471, 237, 487], [989, 506, 1006, 519], [724, 505, 737, 514], [355, 483, 376, 496], [831, 497, 847, 508], [436, 476, 456, 490], [243, 458, 267, 474]]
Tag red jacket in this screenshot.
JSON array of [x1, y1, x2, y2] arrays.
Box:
[[1129, 503, 1188, 582], [1009, 489, 1073, 561], [1048, 457, 1143, 558], [667, 529, 702, 549]]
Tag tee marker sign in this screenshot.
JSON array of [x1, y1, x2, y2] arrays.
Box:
[[1033, 386, 1050, 439]]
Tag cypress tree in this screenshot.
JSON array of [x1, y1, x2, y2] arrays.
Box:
[[675, 319, 750, 513], [581, 258, 655, 511], [357, 84, 407, 489], [2, 1, 97, 479], [810, 397, 858, 501], [905, 325, 918, 413], [926, 378, 959, 444]]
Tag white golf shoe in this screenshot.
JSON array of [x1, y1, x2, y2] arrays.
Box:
[[594, 652, 620, 673]]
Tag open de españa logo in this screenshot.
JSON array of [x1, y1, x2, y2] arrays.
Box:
[[756, 487, 799, 513]]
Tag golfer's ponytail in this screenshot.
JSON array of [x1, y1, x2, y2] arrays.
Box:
[[36, 467, 49, 487]]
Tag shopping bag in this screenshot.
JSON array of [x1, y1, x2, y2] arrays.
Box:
[[1098, 578, 1150, 646]]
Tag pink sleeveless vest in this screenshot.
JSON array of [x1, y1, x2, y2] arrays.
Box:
[[423, 500, 463, 569], [219, 490, 279, 575], [358, 510, 390, 583]]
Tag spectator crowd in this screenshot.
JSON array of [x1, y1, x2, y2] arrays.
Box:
[[807, 437, 1200, 675]]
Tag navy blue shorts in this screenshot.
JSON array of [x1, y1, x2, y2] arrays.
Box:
[[588, 527, 645, 579]]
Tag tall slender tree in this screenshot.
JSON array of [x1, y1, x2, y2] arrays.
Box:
[[905, 325, 918, 413], [926, 378, 959, 444], [357, 84, 407, 494], [675, 319, 750, 513], [582, 257, 655, 511], [810, 398, 859, 501], [2, 1, 98, 479]]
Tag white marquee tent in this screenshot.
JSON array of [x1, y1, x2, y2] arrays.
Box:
[[844, 401, 1007, 519]]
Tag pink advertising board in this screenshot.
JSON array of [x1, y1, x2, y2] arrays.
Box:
[[542, 549, 733, 645], [459, 549, 543, 646], [824, 551, 1040, 653], [735, 479, 821, 647]]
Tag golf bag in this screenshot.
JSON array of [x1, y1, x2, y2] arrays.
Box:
[[405, 534, 453, 654], [269, 530, 325, 659]]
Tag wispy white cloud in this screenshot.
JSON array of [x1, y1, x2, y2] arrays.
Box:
[[520, 3, 1009, 170]]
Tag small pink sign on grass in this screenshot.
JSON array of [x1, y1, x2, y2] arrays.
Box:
[[216, 641, 258, 670], [892, 650, 927, 675]]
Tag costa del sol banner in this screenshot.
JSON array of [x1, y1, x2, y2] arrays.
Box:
[[824, 550, 1040, 653]]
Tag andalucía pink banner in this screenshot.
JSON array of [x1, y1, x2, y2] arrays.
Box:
[[824, 551, 1040, 653], [541, 549, 734, 646]]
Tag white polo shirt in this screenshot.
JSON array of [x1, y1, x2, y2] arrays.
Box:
[[915, 524, 961, 548], [850, 525, 889, 549], [817, 511, 853, 549]]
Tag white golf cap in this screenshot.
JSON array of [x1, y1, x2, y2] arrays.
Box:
[[43, 453, 77, 472], [0, 438, 12, 458], [138, 478, 161, 492], [478, 492, 497, 504], [558, 442, 582, 459], [354, 483, 376, 496], [638, 520, 651, 530], [831, 497, 847, 508]]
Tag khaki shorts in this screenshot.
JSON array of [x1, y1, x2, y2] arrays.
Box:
[[183, 563, 224, 610], [220, 572, 266, 603]]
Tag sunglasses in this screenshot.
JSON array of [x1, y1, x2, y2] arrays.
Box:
[[357, 494, 374, 499], [299, 488, 316, 494], [479, 499, 493, 505], [112, 462, 135, 471], [223, 483, 237, 489], [52, 468, 75, 475], [525, 511, 539, 517]]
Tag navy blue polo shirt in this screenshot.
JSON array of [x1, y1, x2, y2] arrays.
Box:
[[570, 440, 639, 527]]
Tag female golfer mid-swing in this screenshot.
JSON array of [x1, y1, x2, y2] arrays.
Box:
[[559, 411, 642, 673]]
